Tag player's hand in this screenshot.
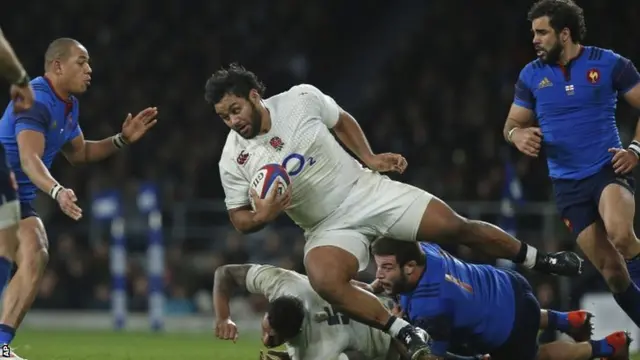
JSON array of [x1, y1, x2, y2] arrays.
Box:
[[370, 279, 385, 294], [608, 148, 639, 174], [391, 304, 404, 318], [121, 107, 158, 143], [215, 318, 239, 342], [10, 83, 34, 113], [56, 188, 83, 220], [534, 251, 583, 277], [365, 153, 408, 174], [511, 127, 543, 157], [250, 183, 292, 223], [259, 350, 291, 360]]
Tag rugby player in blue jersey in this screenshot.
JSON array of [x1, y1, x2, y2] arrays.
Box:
[[0, 37, 158, 350], [0, 27, 35, 360], [504, 0, 640, 328], [371, 238, 631, 360]]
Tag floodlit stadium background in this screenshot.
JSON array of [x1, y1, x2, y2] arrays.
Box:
[[2, 0, 640, 359]]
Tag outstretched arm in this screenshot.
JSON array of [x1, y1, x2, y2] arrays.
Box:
[[213, 264, 254, 321], [61, 131, 123, 165], [0, 28, 27, 84], [61, 108, 157, 165], [331, 110, 375, 166]]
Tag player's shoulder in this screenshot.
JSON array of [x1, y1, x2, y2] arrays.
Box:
[[274, 83, 325, 102], [584, 46, 618, 60], [517, 59, 546, 86], [30, 77, 57, 108]]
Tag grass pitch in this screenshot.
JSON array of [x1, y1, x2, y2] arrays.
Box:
[[11, 330, 270, 360], [9, 330, 640, 360]]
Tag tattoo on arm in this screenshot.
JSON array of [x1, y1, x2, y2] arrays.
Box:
[[213, 264, 254, 295]]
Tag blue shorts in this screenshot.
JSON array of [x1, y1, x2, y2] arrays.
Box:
[[490, 270, 540, 360], [20, 201, 38, 219], [552, 165, 635, 236]]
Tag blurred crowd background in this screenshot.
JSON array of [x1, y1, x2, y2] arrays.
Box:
[[1, 0, 640, 328]]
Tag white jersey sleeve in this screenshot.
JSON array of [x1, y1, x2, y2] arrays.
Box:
[[219, 157, 250, 210], [245, 264, 307, 299], [293, 84, 340, 128]]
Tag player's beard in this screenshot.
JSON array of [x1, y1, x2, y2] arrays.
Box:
[[390, 274, 412, 294], [241, 102, 263, 139], [540, 40, 563, 64]]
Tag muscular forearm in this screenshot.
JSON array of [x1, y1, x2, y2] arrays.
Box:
[[332, 112, 375, 164], [20, 154, 59, 194], [229, 208, 268, 234], [0, 29, 26, 84], [213, 264, 252, 320], [80, 137, 121, 163], [503, 118, 524, 143], [632, 117, 640, 143], [213, 267, 235, 321]]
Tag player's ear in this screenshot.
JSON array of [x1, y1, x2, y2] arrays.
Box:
[[249, 89, 261, 103], [404, 260, 418, 275], [560, 28, 570, 43]]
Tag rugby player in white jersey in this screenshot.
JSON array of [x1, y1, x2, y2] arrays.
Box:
[[206, 64, 583, 359], [213, 264, 490, 360], [213, 264, 400, 360]]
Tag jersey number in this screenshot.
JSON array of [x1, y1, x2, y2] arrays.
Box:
[[281, 153, 316, 177], [323, 306, 350, 326]]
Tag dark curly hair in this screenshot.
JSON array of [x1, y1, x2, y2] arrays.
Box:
[[267, 296, 305, 340], [371, 238, 426, 267], [528, 0, 587, 43], [204, 63, 266, 105]]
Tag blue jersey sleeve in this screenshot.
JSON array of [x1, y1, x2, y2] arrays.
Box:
[[612, 55, 640, 94], [513, 66, 534, 109], [15, 101, 52, 134], [68, 123, 82, 141]]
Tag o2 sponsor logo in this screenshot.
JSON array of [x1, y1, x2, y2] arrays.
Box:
[[281, 153, 316, 176]]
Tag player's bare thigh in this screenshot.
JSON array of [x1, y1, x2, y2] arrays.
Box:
[[15, 216, 49, 266], [408, 195, 467, 242], [598, 183, 640, 258]]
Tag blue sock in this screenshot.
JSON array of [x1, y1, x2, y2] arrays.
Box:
[[625, 254, 640, 287], [0, 257, 12, 296], [613, 282, 640, 328], [546, 310, 570, 333], [589, 338, 613, 358], [0, 324, 15, 345]]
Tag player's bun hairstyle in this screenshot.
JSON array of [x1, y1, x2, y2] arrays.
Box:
[[267, 296, 305, 340], [528, 0, 587, 43], [204, 63, 267, 105], [371, 238, 426, 267]]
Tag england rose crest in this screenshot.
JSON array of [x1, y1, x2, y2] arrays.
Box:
[[269, 136, 284, 151]]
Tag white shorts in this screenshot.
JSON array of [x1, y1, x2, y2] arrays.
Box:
[[0, 200, 20, 230], [304, 171, 433, 271]]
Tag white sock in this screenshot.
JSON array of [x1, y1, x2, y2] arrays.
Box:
[[387, 317, 410, 337], [523, 245, 538, 269]]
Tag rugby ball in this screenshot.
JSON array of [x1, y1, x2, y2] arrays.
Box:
[[249, 164, 291, 211]]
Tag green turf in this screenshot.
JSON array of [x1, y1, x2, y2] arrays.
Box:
[[11, 330, 273, 360], [8, 330, 640, 359]]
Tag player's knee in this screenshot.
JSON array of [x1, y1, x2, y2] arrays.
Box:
[[607, 226, 637, 257], [601, 262, 629, 293], [22, 248, 49, 277]]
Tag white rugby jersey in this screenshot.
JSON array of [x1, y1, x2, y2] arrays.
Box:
[[245, 265, 392, 360], [219, 84, 368, 230]]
